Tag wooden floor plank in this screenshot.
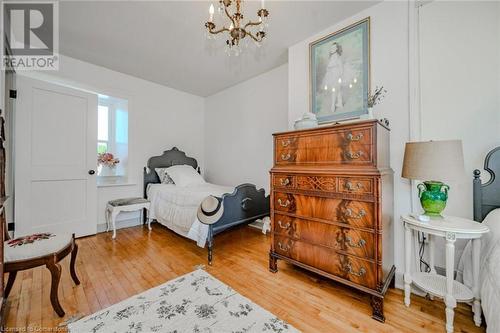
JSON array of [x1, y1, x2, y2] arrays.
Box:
[[4, 224, 486, 332]]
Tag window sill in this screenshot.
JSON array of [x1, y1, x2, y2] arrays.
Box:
[[97, 177, 136, 188]]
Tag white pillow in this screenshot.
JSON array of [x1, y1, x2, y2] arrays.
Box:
[[155, 168, 175, 184], [165, 165, 205, 187]]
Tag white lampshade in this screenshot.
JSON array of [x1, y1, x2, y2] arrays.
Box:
[[401, 140, 465, 182]]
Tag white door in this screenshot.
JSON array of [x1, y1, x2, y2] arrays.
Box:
[[15, 76, 98, 237]]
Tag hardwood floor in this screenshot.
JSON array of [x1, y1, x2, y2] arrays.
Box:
[[5, 224, 485, 332]]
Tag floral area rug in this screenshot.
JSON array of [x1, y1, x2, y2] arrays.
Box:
[[68, 269, 300, 333]]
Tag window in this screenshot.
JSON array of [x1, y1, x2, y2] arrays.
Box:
[[97, 95, 128, 177]]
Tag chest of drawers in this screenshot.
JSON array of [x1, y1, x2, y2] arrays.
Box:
[[269, 120, 395, 322]]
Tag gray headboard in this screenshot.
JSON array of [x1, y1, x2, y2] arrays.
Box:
[[473, 146, 500, 222], [143, 147, 199, 197]]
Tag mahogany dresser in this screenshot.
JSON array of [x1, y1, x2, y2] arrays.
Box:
[[269, 119, 395, 322]]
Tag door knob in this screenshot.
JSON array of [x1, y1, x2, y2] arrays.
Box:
[[88, 170, 96, 175]]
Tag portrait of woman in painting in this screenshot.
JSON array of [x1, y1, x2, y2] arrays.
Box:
[[321, 42, 347, 113]]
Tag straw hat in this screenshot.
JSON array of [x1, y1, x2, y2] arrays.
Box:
[[197, 196, 223, 225]]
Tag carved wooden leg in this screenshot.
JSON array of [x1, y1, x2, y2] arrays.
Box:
[[146, 207, 152, 231], [269, 252, 278, 273], [46, 259, 65, 317], [445, 234, 457, 333], [70, 242, 81, 285], [5, 271, 17, 298], [111, 210, 119, 239], [404, 224, 412, 307], [207, 241, 213, 266], [371, 295, 385, 322], [389, 274, 396, 289], [207, 228, 213, 266]]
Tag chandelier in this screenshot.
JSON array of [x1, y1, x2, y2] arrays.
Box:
[[205, 0, 269, 55]]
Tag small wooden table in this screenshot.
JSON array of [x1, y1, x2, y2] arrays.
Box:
[[402, 215, 489, 333], [106, 198, 151, 239]]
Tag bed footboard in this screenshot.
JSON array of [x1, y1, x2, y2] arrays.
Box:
[[207, 183, 270, 264]]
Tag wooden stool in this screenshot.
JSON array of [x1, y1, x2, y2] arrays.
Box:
[[106, 197, 151, 239]]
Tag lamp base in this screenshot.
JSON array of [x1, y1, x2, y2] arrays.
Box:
[[418, 181, 450, 217]]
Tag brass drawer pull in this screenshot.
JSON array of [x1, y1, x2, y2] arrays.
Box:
[[281, 153, 292, 161], [344, 151, 364, 160], [345, 181, 363, 191], [346, 132, 364, 142], [345, 236, 366, 248], [343, 208, 366, 219], [280, 178, 291, 186], [277, 199, 291, 208], [343, 263, 366, 277], [277, 242, 291, 251], [278, 220, 291, 229], [281, 138, 296, 147]]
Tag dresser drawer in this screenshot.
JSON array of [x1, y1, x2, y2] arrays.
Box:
[[338, 177, 374, 195], [273, 213, 375, 259], [273, 192, 375, 229], [275, 127, 373, 166], [273, 235, 376, 289], [273, 175, 295, 189]]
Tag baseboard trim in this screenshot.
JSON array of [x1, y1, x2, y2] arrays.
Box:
[[97, 217, 143, 233]]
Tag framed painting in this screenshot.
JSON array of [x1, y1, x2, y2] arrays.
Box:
[[310, 17, 370, 124]]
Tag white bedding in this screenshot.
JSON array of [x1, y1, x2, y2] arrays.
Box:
[[458, 208, 500, 333], [147, 183, 234, 247]]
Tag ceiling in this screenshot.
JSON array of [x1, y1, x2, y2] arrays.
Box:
[[59, 1, 378, 97]]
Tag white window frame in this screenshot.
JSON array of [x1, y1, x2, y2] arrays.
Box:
[[97, 96, 128, 179]]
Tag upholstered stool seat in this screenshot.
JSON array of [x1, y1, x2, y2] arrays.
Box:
[[106, 197, 151, 239], [108, 197, 149, 207], [5, 233, 72, 263], [4, 232, 80, 317]]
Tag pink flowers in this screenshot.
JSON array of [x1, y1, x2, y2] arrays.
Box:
[[98, 152, 120, 168], [8, 233, 54, 247]]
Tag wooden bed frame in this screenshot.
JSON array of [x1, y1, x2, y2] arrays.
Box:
[[143, 147, 270, 264], [473, 146, 500, 222]]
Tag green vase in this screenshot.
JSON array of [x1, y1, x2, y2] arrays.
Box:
[[418, 181, 450, 217]]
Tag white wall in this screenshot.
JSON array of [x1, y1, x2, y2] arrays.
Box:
[[420, 1, 500, 219], [418, 1, 500, 268], [19, 55, 205, 229], [288, 1, 412, 283], [204, 64, 288, 192]]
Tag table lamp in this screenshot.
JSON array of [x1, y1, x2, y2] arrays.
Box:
[[402, 140, 465, 217]]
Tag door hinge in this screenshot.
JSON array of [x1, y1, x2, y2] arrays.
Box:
[[9, 89, 17, 99]]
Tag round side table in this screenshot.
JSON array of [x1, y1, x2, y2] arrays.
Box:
[[402, 214, 489, 333]]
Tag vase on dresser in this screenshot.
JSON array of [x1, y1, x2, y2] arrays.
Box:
[[269, 119, 395, 322]]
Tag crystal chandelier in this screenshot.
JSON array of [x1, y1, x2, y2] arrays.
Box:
[[205, 0, 269, 55]]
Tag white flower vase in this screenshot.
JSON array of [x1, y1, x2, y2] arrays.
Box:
[[99, 166, 116, 177], [367, 107, 374, 119]]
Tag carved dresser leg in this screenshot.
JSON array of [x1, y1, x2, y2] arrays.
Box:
[[371, 295, 385, 323], [269, 252, 278, 273]]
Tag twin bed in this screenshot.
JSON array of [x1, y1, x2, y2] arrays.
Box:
[[458, 146, 500, 332], [144, 147, 270, 264]]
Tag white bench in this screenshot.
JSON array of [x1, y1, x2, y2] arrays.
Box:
[[105, 197, 151, 239]]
